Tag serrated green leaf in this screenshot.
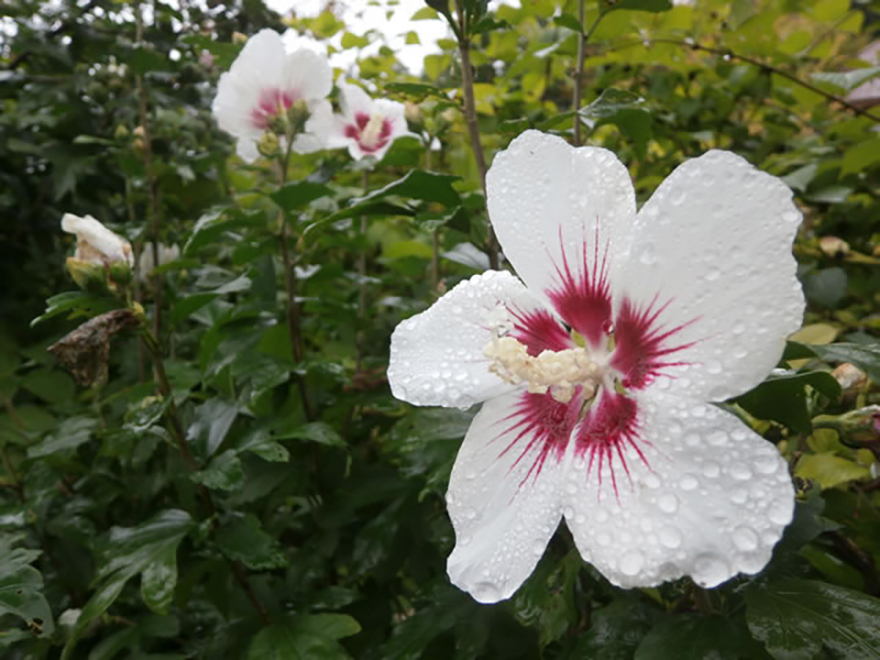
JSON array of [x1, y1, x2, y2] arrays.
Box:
[[271, 181, 333, 213], [351, 170, 461, 208], [810, 66, 880, 93], [0, 533, 54, 640], [745, 578, 880, 660], [734, 370, 841, 433], [216, 514, 287, 571], [247, 614, 361, 660], [191, 450, 243, 491]]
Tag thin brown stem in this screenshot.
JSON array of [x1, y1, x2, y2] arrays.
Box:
[[275, 148, 314, 421], [356, 169, 369, 373], [134, 4, 165, 339], [573, 0, 587, 146], [141, 328, 271, 625], [454, 0, 499, 270], [648, 38, 880, 124]]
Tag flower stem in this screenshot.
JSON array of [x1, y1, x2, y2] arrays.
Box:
[[572, 5, 611, 146], [134, 3, 165, 340], [140, 326, 272, 626], [275, 139, 314, 421], [454, 0, 499, 270], [356, 169, 369, 373]]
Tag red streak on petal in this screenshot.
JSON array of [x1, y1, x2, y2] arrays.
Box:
[[355, 112, 370, 130], [575, 392, 647, 498], [610, 295, 699, 390], [344, 124, 359, 139], [250, 87, 297, 129], [494, 390, 581, 489], [358, 138, 389, 154], [545, 222, 612, 348], [379, 118, 393, 139], [508, 306, 573, 357]]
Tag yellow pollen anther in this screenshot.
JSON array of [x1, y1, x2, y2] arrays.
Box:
[[484, 336, 603, 403], [361, 113, 385, 148]]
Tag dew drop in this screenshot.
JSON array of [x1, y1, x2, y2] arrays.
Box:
[[729, 462, 752, 481], [702, 461, 721, 478], [705, 267, 720, 282], [753, 452, 780, 475], [639, 244, 658, 265], [733, 526, 759, 552], [659, 527, 683, 549], [658, 493, 679, 514], [620, 551, 645, 576], [694, 555, 730, 586], [679, 474, 699, 491]]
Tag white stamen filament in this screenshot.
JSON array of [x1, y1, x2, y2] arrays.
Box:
[[484, 336, 604, 403], [360, 113, 385, 148]]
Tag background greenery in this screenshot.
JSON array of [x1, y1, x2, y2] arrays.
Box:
[[2, 0, 880, 657]]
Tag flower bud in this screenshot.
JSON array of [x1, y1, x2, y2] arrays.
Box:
[[132, 125, 145, 153], [258, 131, 280, 158], [818, 236, 850, 258], [114, 124, 130, 140], [820, 406, 880, 447], [65, 257, 107, 293], [405, 101, 422, 127], [832, 363, 867, 399], [287, 99, 311, 134], [232, 32, 248, 45]]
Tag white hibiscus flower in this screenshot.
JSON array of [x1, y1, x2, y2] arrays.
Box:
[[310, 78, 409, 162], [211, 29, 332, 162], [388, 130, 805, 603], [61, 214, 133, 267]]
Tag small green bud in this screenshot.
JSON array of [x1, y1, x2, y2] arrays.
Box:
[[66, 257, 106, 293], [258, 131, 280, 158], [114, 124, 130, 140], [108, 260, 133, 287], [287, 99, 311, 134]]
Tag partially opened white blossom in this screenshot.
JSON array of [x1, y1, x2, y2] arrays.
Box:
[[138, 242, 181, 282], [310, 78, 409, 161], [388, 130, 805, 603], [212, 29, 332, 162], [61, 214, 133, 267]]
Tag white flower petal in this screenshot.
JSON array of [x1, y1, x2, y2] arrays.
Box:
[[486, 130, 637, 347], [235, 135, 260, 163], [564, 391, 794, 589], [61, 213, 133, 266], [338, 78, 374, 120], [212, 30, 287, 139], [388, 270, 565, 409], [611, 150, 804, 401], [283, 48, 332, 102], [447, 390, 578, 603]]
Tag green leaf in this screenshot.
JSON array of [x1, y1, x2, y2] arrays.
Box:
[[745, 578, 880, 660], [191, 450, 243, 491], [285, 422, 346, 448], [247, 614, 361, 660], [271, 181, 333, 213], [31, 291, 119, 327], [124, 396, 169, 435], [184, 208, 262, 255], [383, 82, 447, 99], [140, 545, 178, 615], [28, 416, 96, 459], [0, 533, 54, 639], [795, 342, 880, 385], [804, 267, 847, 309], [64, 510, 192, 659], [568, 596, 659, 658], [215, 514, 287, 571], [733, 370, 841, 433], [554, 13, 583, 32], [350, 170, 462, 208], [187, 399, 239, 458], [613, 0, 672, 13], [810, 66, 880, 93], [842, 137, 880, 177], [580, 89, 646, 119], [635, 614, 747, 660], [795, 453, 870, 490]]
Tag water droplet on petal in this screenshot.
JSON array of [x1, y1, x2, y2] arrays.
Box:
[[658, 493, 679, 514], [620, 551, 645, 576], [733, 526, 759, 552]]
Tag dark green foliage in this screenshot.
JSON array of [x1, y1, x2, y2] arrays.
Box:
[[2, 0, 880, 658]]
